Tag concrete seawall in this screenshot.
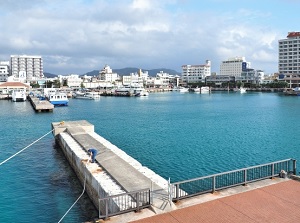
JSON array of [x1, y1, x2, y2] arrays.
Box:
[[52, 120, 176, 219]]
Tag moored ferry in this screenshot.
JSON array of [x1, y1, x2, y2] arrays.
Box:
[[12, 89, 27, 102], [48, 93, 69, 106]]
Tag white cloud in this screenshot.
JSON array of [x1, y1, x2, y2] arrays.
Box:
[[0, 0, 294, 74]]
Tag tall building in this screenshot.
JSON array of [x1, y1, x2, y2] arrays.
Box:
[[99, 65, 120, 82], [10, 55, 43, 81], [182, 60, 211, 84], [0, 61, 9, 82], [278, 32, 300, 75], [220, 57, 250, 77]]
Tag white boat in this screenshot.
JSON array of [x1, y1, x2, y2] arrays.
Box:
[[179, 87, 189, 93], [240, 87, 246, 93], [48, 93, 69, 106], [200, 86, 210, 93], [12, 90, 27, 102], [135, 89, 149, 97], [193, 87, 200, 93], [115, 85, 149, 96], [74, 91, 100, 100]]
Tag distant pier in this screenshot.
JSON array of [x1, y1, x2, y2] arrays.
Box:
[[28, 95, 54, 112]]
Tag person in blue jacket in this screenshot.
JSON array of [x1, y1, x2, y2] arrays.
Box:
[[88, 148, 98, 163]]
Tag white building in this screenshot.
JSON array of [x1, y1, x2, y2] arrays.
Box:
[[220, 57, 250, 77], [10, 55, 43, 82], [122, 69, 148, 86], [99, 65, 120, 83], [63, 74, 83, 88], [182, 60, 211, 84], [278, 32, 300, 75], [154, 71, 171, 88], [0, 61, 9, 82]]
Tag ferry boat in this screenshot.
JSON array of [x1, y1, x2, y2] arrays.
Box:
[[12, 90, 27, 102], [73, 91, 100, 100], [115, 85, 149, 96], [48, 93, 69, 106]]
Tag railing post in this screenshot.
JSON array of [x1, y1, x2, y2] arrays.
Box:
[[175, 183, 179, 202], [293, 159, 297, 175], [136, 192, 140, 212], [105, 199, 108, 220], [168, 178, 172, 206], [243, 169, 247, 186], [212, 176, 216, 193], [98, 199, 101, 219], [271, 163, 274, 178], [150, 181, 153, 205]]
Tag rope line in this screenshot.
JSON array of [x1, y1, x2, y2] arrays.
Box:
[[0, 129, 55, 166], [57, 158, 90, 223], [0, 120, 89, 222]]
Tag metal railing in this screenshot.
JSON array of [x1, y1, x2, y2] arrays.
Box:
[[172, 158, 296, 202], [98, 188, 151, 219]]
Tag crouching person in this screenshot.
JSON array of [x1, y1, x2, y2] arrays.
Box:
[[88, 148, 98, 163]]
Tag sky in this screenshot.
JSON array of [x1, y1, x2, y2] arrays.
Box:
[[0, 0, 299, 75]]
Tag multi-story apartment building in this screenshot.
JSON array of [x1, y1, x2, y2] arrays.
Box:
[[278, 32, 300, 75], [0, 61, 9, 82], [99, 65, 120, 83], [182, 60, 211, 84], [278, 32, 300, 88], [220, 57, 250, 77], [10, 55, 43, 82]]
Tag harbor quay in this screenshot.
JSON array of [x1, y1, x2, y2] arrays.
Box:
[[52, 120, 300, 223]]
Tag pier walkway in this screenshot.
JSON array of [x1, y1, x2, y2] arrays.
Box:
[[52, 120, 175, 217]]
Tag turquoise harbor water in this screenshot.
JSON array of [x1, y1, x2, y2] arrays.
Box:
[[1, 91, 300, 222]]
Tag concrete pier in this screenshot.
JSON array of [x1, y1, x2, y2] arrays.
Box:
[[52, 120, 176, 220], [28, 95, 54, 112]]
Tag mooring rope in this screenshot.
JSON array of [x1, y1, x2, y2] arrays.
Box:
[[0, 121, 90, 222], [0, 129, 52, 166], [0, 121, 65, 166], [57, 158, 90, 223]]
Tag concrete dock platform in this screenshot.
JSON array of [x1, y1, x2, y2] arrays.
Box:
[[52, 120, 175, 219], [28, 95, 54, 112]]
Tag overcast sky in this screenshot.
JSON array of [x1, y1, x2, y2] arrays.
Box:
[[0, 0, 298, 75]]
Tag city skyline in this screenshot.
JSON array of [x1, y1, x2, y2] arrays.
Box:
[[0, 0, 299, 75]]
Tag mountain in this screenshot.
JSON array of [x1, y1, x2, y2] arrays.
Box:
[[43, 72, 58, 78]]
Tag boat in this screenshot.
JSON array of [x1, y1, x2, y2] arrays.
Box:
[[73, 91, 100, 100], [200, 86, 210, 93], [240, 87, 246, 93], [48, 93, 69, 106], [115, 85, 149, 97], [12, 90, 27, 102], [193, 87, 200, 93], [179, 87, 189, 93], [135, 89, 149, 97]]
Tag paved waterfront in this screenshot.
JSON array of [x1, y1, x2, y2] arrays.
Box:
[[127, 179, 300, 223]]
